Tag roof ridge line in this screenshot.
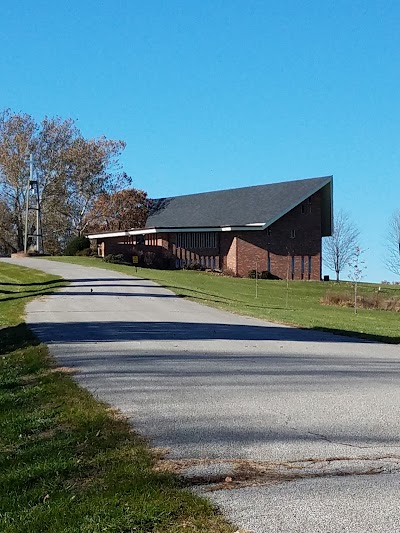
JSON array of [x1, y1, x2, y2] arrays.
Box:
[[150, 175, 332, 201]]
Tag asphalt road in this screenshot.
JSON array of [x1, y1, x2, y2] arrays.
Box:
[[4, 257, 400, 533]]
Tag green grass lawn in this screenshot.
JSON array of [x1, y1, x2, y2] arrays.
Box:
[[49, 256, 400, 343], [0, 262, 234, 533]]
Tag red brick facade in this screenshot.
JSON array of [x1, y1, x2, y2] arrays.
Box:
[[220, 191, 322, 280], [96, 191, 323, 280]]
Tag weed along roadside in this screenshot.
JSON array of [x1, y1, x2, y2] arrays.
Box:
[[0, 262, 235, 533], [48, 256, 400, 343]]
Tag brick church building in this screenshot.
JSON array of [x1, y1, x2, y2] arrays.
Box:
[[88, 175, 333, 280]]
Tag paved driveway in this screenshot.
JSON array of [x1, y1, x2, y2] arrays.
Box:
[[4, 258, 400, 532]]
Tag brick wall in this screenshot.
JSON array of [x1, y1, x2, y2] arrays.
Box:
[[220, 234, 237, 273], [219, 190, 323, 280]]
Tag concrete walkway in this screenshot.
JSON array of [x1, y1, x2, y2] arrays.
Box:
[[3, 257, 400, 533]]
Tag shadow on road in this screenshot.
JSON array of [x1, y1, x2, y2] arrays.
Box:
[[9, 320, 378, 344]]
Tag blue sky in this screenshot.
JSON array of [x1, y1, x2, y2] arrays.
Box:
[[1, 1, 399, 282]]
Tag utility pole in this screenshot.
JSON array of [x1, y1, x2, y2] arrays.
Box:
[[23, 154, 43, 254]]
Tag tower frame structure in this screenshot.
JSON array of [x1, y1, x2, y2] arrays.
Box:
[[24, 154, 44, 254]]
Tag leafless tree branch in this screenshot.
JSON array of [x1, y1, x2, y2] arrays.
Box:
[[385, 210, 400, 277], [323, 209, 360, 281]]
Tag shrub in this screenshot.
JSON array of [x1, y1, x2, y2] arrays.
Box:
[[142, 251, 174, 269], [103, 253, 128, 264], [321, 291, 353, 308], [64, 236, 90, 256], [76, 247, 97, 257], [222, 268, 238, 277], [321, 291, 400, 312], [185, 262, 204, 271], [248, 269, 281, 280]]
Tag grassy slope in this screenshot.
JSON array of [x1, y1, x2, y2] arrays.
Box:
[[49, 256, 400, 343], [0, 262, 234, 533]]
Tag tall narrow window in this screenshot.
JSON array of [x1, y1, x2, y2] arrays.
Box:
[[308, 255, 312, 279], [267, 252, 271, 272], [290, 229, 296, 239], [301, 256, 305, 280], [291, 255, 295, 280]]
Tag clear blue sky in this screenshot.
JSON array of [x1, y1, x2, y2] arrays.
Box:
[[1, 1, 399, 282]]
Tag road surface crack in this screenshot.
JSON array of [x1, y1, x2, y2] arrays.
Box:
[[305, 430, 400, 450]]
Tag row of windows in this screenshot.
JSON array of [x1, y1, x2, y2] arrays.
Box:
[[146, 234, 158, 246], [265, 253, 313, 279], [129, 232, 218, 248], [176, 232, 218, 249], [128, 234, 158, 246], [291, 255, 312, 279], [176, 256, 218, 269]]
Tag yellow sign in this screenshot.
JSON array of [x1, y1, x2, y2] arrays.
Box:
[[132, 255, 139, 264]]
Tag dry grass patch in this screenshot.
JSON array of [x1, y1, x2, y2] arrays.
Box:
[[322, 291, 400, 312]]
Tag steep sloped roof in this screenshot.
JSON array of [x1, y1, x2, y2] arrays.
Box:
[[146, 175, 333, 236]]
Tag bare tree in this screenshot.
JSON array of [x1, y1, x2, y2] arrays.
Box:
[[385, 210, 400, 277], [323, 209, 360, 281], [348, 246, 366, 314]]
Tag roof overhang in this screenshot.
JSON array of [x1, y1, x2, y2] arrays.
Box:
[[88, 228, 158, 239], [88, 223, 267, 240]]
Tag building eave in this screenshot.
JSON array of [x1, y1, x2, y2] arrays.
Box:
[[88, 223, 267, 240]]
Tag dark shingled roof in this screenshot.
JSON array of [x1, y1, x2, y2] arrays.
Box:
[[146, 176, 333, 236]]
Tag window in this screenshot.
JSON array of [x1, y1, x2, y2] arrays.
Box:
[[301, 256, 305, 280], [145, 234, 157, 246], [291, 256, 295, 280], [301, 204, 305, 214], [267, 227, 272, 236], [290, 229, 296, 239], [176, 232, 218, 249], [267, 251, 271, 272], [308, 255, 312, 279]]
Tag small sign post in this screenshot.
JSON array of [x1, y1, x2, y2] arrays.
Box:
[[255, 259, 258, 299], [132, 255, 139, 273]]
